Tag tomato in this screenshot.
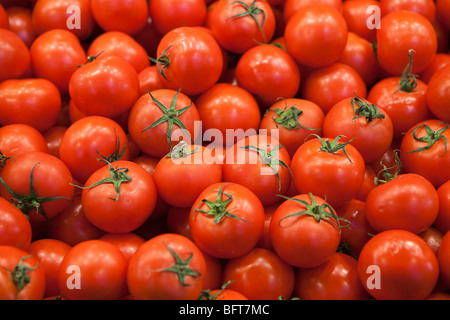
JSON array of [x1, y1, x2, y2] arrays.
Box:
[[138, 65, 164, 96], [149, 0, 207, 36], [69, 55, 140, 119], [222, 134, 293, 206], [189, 182, 265, 259], [6, 6, 36, 48], [0, 78, 61, 133], [342, 0, 379, 43], [59, 116, 130, 184], [283, 0, 343, 23], [128, 89, 200, 159], [269, 193, 345, 268], [199, 283, 249, 300], [255, 203, 278, 252], [376, 10, 437, 76], [400, 120, 450, 188], [90, 0, 148, 35], [294, 252, 370, 300], [99, 232, 145, 263], [0, 196, 32, 251], [153, 143, 222, 208], [436, 0, 450, 31], [0, 151, 74, 222], [290, 135, 366, 208], [419, 53, 450, 84], [426, 63, 450, 122], [0, 4, 8, 29], [434, 180, 450, 234], [284, 4, 348, 68], [357, 229, 439, 300], [235, 44, 300, 108], [323, 95, 394, 163], [43, 126, 67, 158], [152, 27, 223, 96], [419, 227, 443, 256], [80, 160, 157, 234], [195, 83, 261, 147], [200, 251, 223, 291], [31, 0, 95, 40], [28, 238, 71, 298], [259, 98, 324, 158], [222, 248, 295, 300], [365, 173, 439, 234], [30, 29, 86, 94], [58, 240, 128, 300], [127, 233, 207, 300], [355, 165, 377, 202], [301, 63, 367, 115], [0, 28, 30, 83], [379, 0, 436, 23], [132, 14, 162, 60], [0, 245, 46, 300], [438, 231, 450, 289], [209, 0, 276, 54]]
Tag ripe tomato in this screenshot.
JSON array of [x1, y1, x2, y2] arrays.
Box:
[[128, 89, 200, 158], [80, 160, 157, 234], [355, 165, 377, 202], [43, 126, 67, 158], [419, 53, 450, 84], [294, 252, 370, 300], [379, 0, 436, 23], [222, 248, 295, 300], [426, 63, 450, 122], [0, 28, 30, 83], [269, 193, 345, 268], [0, 196, 32, 251], [222, 134, 293, 206], [0, 151, 74, 222], [199, 284, 248, 300], [323, 95, 394, 163], [357, 229, 439, 300], [152, 27, 223, 96], [376, 10, 437, 76], [291, 135, 366, 208], [419, 227, 443, 256], [6, 6, 36, 48], [127, 233, 207, 300], [400, 120, 450, 188], [153, 143, 222, 208], [99, 232, 145, 263], [235, 44, 300, 108], [138, 65, 164, 96], [166, 206, 193, 240], [436, 0, 450, 31], [434, 180, 450, 234], [0, 245, 46, 300], [209, 0, 276, 54], [284, 4, 348, 68], [189, 182, 265, 259], [342, 0, 379, 43], [283, 0, 343, 23], [0, 78, 61, 133], [0, 4, 8, 29], [58, 240, 128, 300], [365, 173, 439, 234], [438, 231, 450, 289]]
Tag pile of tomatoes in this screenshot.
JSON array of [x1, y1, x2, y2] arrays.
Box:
[[0, 0, 450, 301]]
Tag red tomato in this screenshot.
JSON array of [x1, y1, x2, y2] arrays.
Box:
[[0, 196, 32, 251], [0, 4, 8, 29], [379, 0, 436, 23], [291, 135, 366, 208], [166, 206, 193, 240], [294, 252, 370, 300], [283, 0, 343, 23], [222, 248, 295, 300], [0, 28, 30, 83], [200, 251, 223, 291], [438, 231, 450, 289], [6, 6, 36, 48], [419, 53, 450, 84], [419, 227, 443, 256], [90, 0, 148, 35], [58, 240, 128, 300], [0, 245, 46, 300], [0, 78, 61, 133], [209, 0, 276, 54], [199, 285, 248, 300], [376, 11, 437, 76], [269, 193, 344, 268], [284, 4, 348, 68], [434, 180, 450, 234], [436, 0, 450, 31], [138, 65, 164, 96], [127, 233, 207, 300], [189, 182, 265, 259], [357, 229, 439, 300], [43, 126, 67, 158], [342, 0, 379, 43], [355, 164, 377, 202], [426, 63, 450, 122], [99, 232, 145, 263]]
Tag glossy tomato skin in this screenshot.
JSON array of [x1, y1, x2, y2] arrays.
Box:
[[376, 11, 437, 76], [400, 120, 450, 188], [138, 65, 164, 96], [295, 252, 370, 300], [7, 6, 36, 48], [357, 229, 439, 300], [419, 53, 450, 84], [0, 28, 30, 83], [222, 248, 295, 300], [189, 182, 265, 260], [58, 240, 128, 300], [434, 180, 450, 234], [379, 0, 436, 23], [283, 0, 343, 23], [127, 233, 207, 300], [342, 0, 379, 43], [0, 196, 32, 251], [426, 64, 450, 122], [99, 232, 145, 263], [81, 160, 157, 234], [284, 4, 348, 68], [365, 173, 439, 235], [0, 78, 61, 133]]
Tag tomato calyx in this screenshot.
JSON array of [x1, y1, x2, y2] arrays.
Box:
[[0, 149, 11, 168], [227, 0, 268, 43], [239, 144, 294, 190], [69, 50, 104, 68], [165, 141, 198, 159], [0, 162, 69, 221], [141, 88, 193, 150], [10, 255, 38, 297], [269, 100, 321, 132], [149, 45, 173, 82], [374, 150, 402, 185], [397, 49, 418, 93], [192, 183, 249, 224], [312, 134, 356, 163], [151, 242, 201, 287], [277, 193, 349, 230], [97, 128, 127, 163], [351, 94, 386, 123], [405, 122, 449, 156], [198, 280, 235, 300]]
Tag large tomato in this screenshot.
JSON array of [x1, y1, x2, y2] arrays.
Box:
[[283, 0, 343, 23], [426, 63, 450, 122], [342, 0, 379, 43], [0, 196, 32, 251], [0, 28, 30, 83], [6, 6, 36, 48], [357, 229, 439, 300]]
